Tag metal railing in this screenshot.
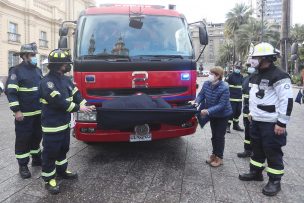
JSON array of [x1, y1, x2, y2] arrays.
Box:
[[8, 32, 21, 43]]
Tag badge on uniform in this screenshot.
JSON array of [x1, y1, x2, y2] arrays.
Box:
[[47, 82, 54, 89], [10, 74, 17, 80]]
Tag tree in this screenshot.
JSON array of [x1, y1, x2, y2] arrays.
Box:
[[291, 24, 304, 43], [216, 42, 234, 68]]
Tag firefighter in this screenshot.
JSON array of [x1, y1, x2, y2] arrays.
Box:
[[239, 42, 293, 196], [237, 63, 256, 158], [226, 63, 244, 133], [6, 43, 42, 179], [39, 49, 95, 194]]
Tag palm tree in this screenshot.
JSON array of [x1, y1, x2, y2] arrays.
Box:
[[291, 24, 304, 43], [216, 41, 234, 68]]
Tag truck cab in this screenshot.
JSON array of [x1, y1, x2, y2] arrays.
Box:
[[59, 4, 208, 142]]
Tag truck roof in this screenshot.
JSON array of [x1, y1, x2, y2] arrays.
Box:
[[85, 4, 181, 17]]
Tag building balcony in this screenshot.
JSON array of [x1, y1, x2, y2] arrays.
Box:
[[39, 39, 49, 48], [8, 32, 21, 43]]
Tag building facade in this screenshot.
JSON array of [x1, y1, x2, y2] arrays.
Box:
[[191, 22, 225, 70], [0, 0, 95, 81], [257, 0, 283, 23]]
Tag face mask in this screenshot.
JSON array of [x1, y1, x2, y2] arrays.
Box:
[[30, 57, 37, 66], [208, 74, 216, 82], [250, 58, 260, 68], [247, 67, 255, 74], [63, 64, 72, 73], [234, 69, 241, 74]]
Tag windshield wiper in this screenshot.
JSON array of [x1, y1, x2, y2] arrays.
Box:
[[81, 54, 131, 61], [133, 55, 184, 61]]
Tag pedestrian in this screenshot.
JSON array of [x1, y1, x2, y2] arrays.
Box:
[[226, 63, 244, 133], [6, 43, 42, 179], [239, 42, 293, 196], [237, 63, 256, 158], [193, 67, 232, 167], [39, 49, 95, 194]]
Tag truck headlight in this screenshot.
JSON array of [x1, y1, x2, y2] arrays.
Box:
[[76, 111, 97, 122]]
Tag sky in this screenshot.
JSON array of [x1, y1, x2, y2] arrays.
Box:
[[96, 0, 303, 25]]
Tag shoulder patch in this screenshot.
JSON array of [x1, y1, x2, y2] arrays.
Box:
[[284, 84, 291, 89], [47, 81, 54, 89], [10, 74, 17, 80]]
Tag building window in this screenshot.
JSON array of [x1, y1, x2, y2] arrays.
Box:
[[8, 51, 19, 68], [8, 22, 20, 43], [39, 31, 48, 48]]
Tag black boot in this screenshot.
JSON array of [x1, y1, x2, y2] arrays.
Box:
[[19, 165, 31, 179], [45, 179, 60, 195], [237, 150, 252, 158], [31, 157, 42, 167], [233, 124, 244, 132], [57, 170, 78, 180], [239, 170, 263, 181], [262, 180, 281, 196], [226, 126, 231, 133]]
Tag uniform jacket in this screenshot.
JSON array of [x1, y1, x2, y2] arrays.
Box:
[[242, 74, 253, 115], [249, 64, 293, 127], [6, 62, 42, 116], [226, 72, 243, 101], [39, 71, 86, 133]]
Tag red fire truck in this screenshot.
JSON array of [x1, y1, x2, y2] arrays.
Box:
[[58, 4, 208, 142]]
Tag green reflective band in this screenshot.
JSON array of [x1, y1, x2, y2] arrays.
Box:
[[30, 148, 41, 154], [229, 85, 242, 89], [266, 167, 284, 175], [72, 87, 78, 95], [42, 124, 69, 133], [243, 94, 249, 98], [66, 97, 73, 102], [50, 91, 60, 98], [16, 152, 30, 159], [8, 84, 19, 90], [55, 159, 67, 166], [243, 114, 249, 118], [23, 110, 41, 117], [250, 159, 265, 168], [228, 120, 233, 124], [19, 87, 38, 92], [244, 140, 251, 144], [233, 118, 239, 122], [42, 169, 56, 177], [80, 99, 87, 106], [9, 101, 20, 107], [40, 98, 48, 104], [67, 102, 76, 112], [230, 98, 242, 102]]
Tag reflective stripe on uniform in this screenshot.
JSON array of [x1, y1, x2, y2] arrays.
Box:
[[233, 118, 239, 122], [229, 85, 242, 89], [244, 140, 251, 144], [30, 148, 41, 154], [66, 97, 73, 102], [9, 101, 20, 107], [42, 169, 56, 177], [23, 110, 41, 117], [243, 94, 249, 98], [67, 102, 76, 112], [40, 98, 48, 104], [228, 120, 233, 124], [266, 167, 284, 175], [55, 159, 67, 166], [250, 159, 265, 168], [243, 113, 249, 118], [230, 98, 242, 102], [80, 99, 87, 106], [42, 123, 69, 133], [50, 91, 60, 97], [18, 87, 38, 92], [72, 87, 78, 95], [16, 152, 30, 159], [7, 84, 19, 90]]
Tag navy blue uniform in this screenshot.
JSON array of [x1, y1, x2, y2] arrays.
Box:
[[39, 71, 86, 181], [242, 75, 252, 151], [6, 62, 42, 166], [226, 72, 243, 126]]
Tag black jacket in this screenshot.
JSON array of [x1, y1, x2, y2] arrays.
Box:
[[226, 72, 243, 101], [242, 75, 251, 115]]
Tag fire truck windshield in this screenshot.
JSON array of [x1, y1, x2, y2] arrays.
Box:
[[77, 15, 193, 59]]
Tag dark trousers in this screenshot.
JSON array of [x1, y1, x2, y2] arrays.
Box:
[[250, 121, 286, 181], [229, 101, 242, 126], [15, 115, 42, 166], [210, 117, 229, 159], [42, 129, 70, 182], [243, 117, 252, 151]]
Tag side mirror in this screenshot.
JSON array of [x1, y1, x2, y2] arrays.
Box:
[[58, 36, 68, 49], [59, 27, 69, 37], [129, 19, 143, 29], [198, 25, 208, 45]]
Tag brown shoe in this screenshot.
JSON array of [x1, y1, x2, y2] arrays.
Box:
[[206, 154, 216, 164], [210, 156, 223, 167]]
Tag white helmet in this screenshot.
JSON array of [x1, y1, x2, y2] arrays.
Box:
[[250, 42, 277, 57]]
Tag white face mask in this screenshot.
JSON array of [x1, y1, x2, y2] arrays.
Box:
[[250, 58, 260, 68], [208, 74, 216, 82], [247, 67, 256, 74]]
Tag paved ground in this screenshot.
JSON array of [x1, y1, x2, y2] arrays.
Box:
[[0, 88, 304, 203]]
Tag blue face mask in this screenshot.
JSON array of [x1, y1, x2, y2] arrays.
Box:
[[30, 57, 37, 65], [234, 69, 241, 74]]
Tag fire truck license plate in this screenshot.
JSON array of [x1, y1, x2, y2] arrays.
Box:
[[129, 134, 152, 142]]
